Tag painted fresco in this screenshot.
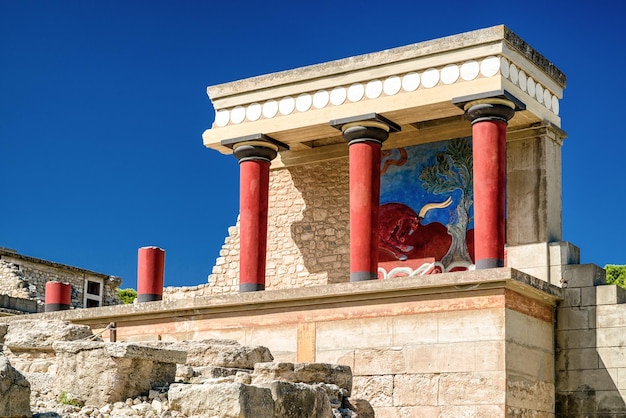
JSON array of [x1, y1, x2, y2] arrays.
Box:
[[378, 137, 475, 276]]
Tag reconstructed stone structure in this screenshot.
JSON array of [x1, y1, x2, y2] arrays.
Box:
[[4, 26, 625, 417], [0, 247, 121, 311]]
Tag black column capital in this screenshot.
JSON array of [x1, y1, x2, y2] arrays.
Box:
[[464, 98, 516, 124], [330, 113, 401, 146], [221, 134, 288, 163]]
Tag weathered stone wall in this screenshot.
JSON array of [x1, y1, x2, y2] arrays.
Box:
[[0, 251, 121, 309], [165, 158, 350, 300]]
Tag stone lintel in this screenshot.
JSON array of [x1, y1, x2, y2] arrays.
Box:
[[14, 268, 562, 326]]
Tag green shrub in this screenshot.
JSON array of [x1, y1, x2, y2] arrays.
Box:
[[117, 288, 138, 304], [605, 265, 626, 289], [58, 391, 84, 407]]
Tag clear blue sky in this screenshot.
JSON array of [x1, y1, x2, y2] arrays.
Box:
[[1, 1, 624, 288]]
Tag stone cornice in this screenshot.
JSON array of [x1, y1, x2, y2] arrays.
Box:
[[4, 268, 562, 325], [203, 26, 565, 157]]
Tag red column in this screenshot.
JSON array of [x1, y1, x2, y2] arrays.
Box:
[[137, 246, 165, 302], [332, 114, 400, 282], [228, 137, 284, 292], [45, 281, 71, 312], [464, 99, 516, 269]]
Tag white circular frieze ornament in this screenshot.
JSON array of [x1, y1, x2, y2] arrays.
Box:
[[296, 93, 312, 112], [480, 56, 500, 77], [347, 83, 365, 102], [279, 96, 295, 115], [500, 57, 510, 78], [263, 100, 279, 118], [551, 96, 559, 115], [383, 76, 402, 95], [422, 68, 440, 88], [313, 90, 329, 109], [402, 72, 420, 92], [535, 84, 544, 104], [527, 78, 536, 98], [330, 87, 347, 105], [518, 71, 527, 92], [246, 103, 262, 121], [215, 109, 230, 127], [365, 80, 383, 99], [460, 60, 480, 81], [544, 89, 552, 110], [509, 64, 519, 84], [231, 106, 246, 124], [441, 64, 460, 85]]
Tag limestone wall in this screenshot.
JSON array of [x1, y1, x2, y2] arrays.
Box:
[[165, 158, 350, 300], [21, 268, 561, 417], [0, 250, 121, 310]]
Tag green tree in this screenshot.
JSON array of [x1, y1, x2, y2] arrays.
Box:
[[117, 288, 137, 304], [605, 265, 626, 289]]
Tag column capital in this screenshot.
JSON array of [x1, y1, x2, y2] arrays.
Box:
[[221, 134, 289, 163], [331, 113, 401, 146], [453, 90, 525, 125]]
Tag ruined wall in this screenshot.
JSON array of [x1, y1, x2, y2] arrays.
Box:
[[0, 251, 121, 309], [165, 158, 350, 301]]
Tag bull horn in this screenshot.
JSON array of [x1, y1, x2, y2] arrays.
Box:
[[418, 196, 453, 218]]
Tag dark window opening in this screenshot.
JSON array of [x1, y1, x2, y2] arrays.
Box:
[[87, 281, 101, 296], [86, 299, 100, 308]]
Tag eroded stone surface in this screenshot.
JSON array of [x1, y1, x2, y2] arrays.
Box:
[[252, 361, 352, 395], [0, 353, 31, 418], [5, 319, 95, 351]]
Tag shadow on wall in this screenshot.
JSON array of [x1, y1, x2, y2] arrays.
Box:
[[288, 159, 351, 284]]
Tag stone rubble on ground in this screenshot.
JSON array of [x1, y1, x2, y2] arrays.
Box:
[[0, 320, 373, 418]]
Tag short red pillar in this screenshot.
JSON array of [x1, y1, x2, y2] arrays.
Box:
[[332, 114, 400, 281], [464, 99, 516, 269], [222, 134, 287, 292], [45, 281, 71, 312], [137, 246, 165, 302]]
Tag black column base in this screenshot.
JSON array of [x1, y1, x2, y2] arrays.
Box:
[[475, 258, 504, 269], [240, 283, 265, 292], [137, 293, 163, 302]]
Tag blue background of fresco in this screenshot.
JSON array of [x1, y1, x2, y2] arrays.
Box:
[[380, 138, 475, 230]]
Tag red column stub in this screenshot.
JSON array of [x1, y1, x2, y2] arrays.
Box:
[[45, 281, 71, 312], [222, 134, 288, 292], [137, 246, 165, 302], [464, 98, 516, 269], [331, 114, 400, 282]]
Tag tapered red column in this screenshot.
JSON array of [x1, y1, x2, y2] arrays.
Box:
[[464, 99, 516, 269], [332, 114, 400, 281], [137, 246, 165, 302], [45, 281, 71, 312], [222, 134, 287, 292]]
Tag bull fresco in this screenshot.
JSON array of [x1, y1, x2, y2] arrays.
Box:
[[379, 137, 475, 277]]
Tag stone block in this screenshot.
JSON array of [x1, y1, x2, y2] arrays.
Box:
[[475, 341, 505, 372], [393, 374, 438, 406], [556, 369, 619, 392], [269, 380, 332, 418], [5, 319, 94, 351], [561, 264, 606, 288], [556, 329, 596, 350], [556, 348, 599, 371], [557, 306, 595, 331], [506, 309, 553, 351], [506, 243, 549, 282], [438, 371, 505, 405], [168, 382, 274, 418], [316, 317, 393, 350], [391, 313, 438, 346], [315, 349, 354, 369], [251, 361, 352, 395], [52, 341, 185, 406], [352, 375, 393, 407], [354, 347, 405, 375], [598, 347, 626, 369], [597, 304, 626, 328], [437, 308, 504, 343], [597, 327, 626, 348], [507, 343, 554, 381], [0, 354, 31, 418], [143, 339, 272, 368], [549, 241, 580, 266], [596, 285, 626, 305], [559, 288, 581, 307]]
